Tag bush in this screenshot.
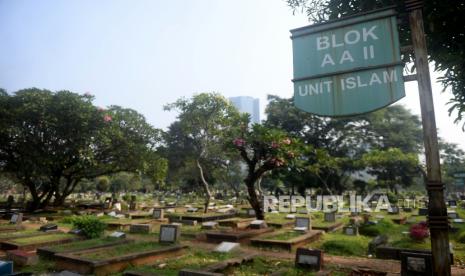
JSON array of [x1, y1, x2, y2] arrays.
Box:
[[71, 215, 106, 239], [359, 220, 394, 237], [410, 221, 429, 241]]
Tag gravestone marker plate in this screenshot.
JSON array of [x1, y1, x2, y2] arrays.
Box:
[[202, 221, 218, 230], [159, 224, 180, 243], [152, 208, 164, 219], [418, 208, 428, 216], [344, 226, 358, 236], [109, 231, 126, 238], [214, 242, 240, 253], [286, 214, 296, 219], [295, 248, 323, 270], [295, 217, 311, 231], [324, 212, 336, 222], [39, 223, 58, 232], [400, 252, 433, 276], [249, 220, 267, 229], [10, 213, 23, 225], [129, 224, 152, 234]]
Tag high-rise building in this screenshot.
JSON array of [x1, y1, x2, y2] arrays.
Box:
[[229, 96, 260, 124]]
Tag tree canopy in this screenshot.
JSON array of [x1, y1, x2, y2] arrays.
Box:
[[287, 0, 465, 128], [0, 88, 166, 210]]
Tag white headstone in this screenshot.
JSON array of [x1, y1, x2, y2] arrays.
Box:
[[286, 214, 296, 219], [109, 231, 126, 238], [214, 242, 240, 253], [114, 203, 122, 211], [201, 221, 218, 229]]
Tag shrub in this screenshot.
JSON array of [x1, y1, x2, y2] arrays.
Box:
[[359, 220, 394, 237], [71, 215, 106, 239], [410, 221, 429, 241]]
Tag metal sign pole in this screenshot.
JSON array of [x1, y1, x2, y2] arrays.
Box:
[[405, 0, 451, 275]]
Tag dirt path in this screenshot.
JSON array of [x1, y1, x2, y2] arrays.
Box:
[[186, 240, 465, 275]]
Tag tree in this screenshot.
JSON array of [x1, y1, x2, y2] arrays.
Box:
[[0, 88, 166, 210], [164, 93, 240, 212], [230, 123, 305, 219], [361, 148, 420, 193], [287, 0, 465, 128], [439, 141, 465, 191]]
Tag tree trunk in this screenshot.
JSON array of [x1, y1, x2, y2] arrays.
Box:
[[196, 159, 212, 214], [245, 173, 264, 220]]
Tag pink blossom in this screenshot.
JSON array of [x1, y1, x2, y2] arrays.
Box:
[[98, 107, 105, 112], [282, 138, 291, 145], [233, 138, 245, 147], [410, 222, 429, 241], [103, 115, 112, 122], [271, 142, 279, 149]]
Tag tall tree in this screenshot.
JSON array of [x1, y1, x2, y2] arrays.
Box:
[[287, 0, 465, 128], [164, 93, 240, 212]]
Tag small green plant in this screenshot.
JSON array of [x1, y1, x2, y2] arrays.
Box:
[[71, 215, 106, 238]]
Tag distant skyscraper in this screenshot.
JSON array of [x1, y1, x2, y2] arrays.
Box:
[[229, 96, 260, 124]]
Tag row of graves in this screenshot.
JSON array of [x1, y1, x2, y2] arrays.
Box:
[[0, 196, 464, 275]]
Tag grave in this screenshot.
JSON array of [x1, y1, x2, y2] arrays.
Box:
[[1, 233, 82, 251], [40, 223, 58, 232], [251, 229, 323, 251], [286, 214, 296, 219], [368, 235, 388, 255], [418, 208, 428, 216], [6, 249, 38, 266], [152, 208, 164, 220], [249, 220, 267, 229], [295, 248, 323, 270], [448, 200, 457, 207], [201, 221, 218, 230], [129, 224, 152, 234], [54, 242, 188, 275], [109, 231, 126, 239], [214, 242, 240, 253], [68, 229, 82, 235], [388, 206, 400, 214], [324, 212, 336, 223], [245, 208, 256, 217], [404, 207, 413, 212], [400, 252, 432, 276], [448, 211, 459, 219], [343, 226, 358, 236], [217, 218, 254, 229], [159, 224, 181, 243], [10, 213, 23, 225], [294, 217, 311, 231], [187, 207, 199, 213]]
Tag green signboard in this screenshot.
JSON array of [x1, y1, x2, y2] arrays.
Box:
[[291, 9, 405, 116]]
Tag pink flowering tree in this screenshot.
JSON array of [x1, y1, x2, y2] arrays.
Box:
[[231, 123, 304, 219]]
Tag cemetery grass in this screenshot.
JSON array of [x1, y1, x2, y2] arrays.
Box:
[[122, 248, 237, 275], [75, 241, 173, 261], [44, 236, 121, 252], [261, 230, 303, 241], [10, 233, 75, 245], [0, 229, 37, 239]]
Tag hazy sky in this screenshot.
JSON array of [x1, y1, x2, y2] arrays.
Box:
[[1, 0, 464, 149]]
